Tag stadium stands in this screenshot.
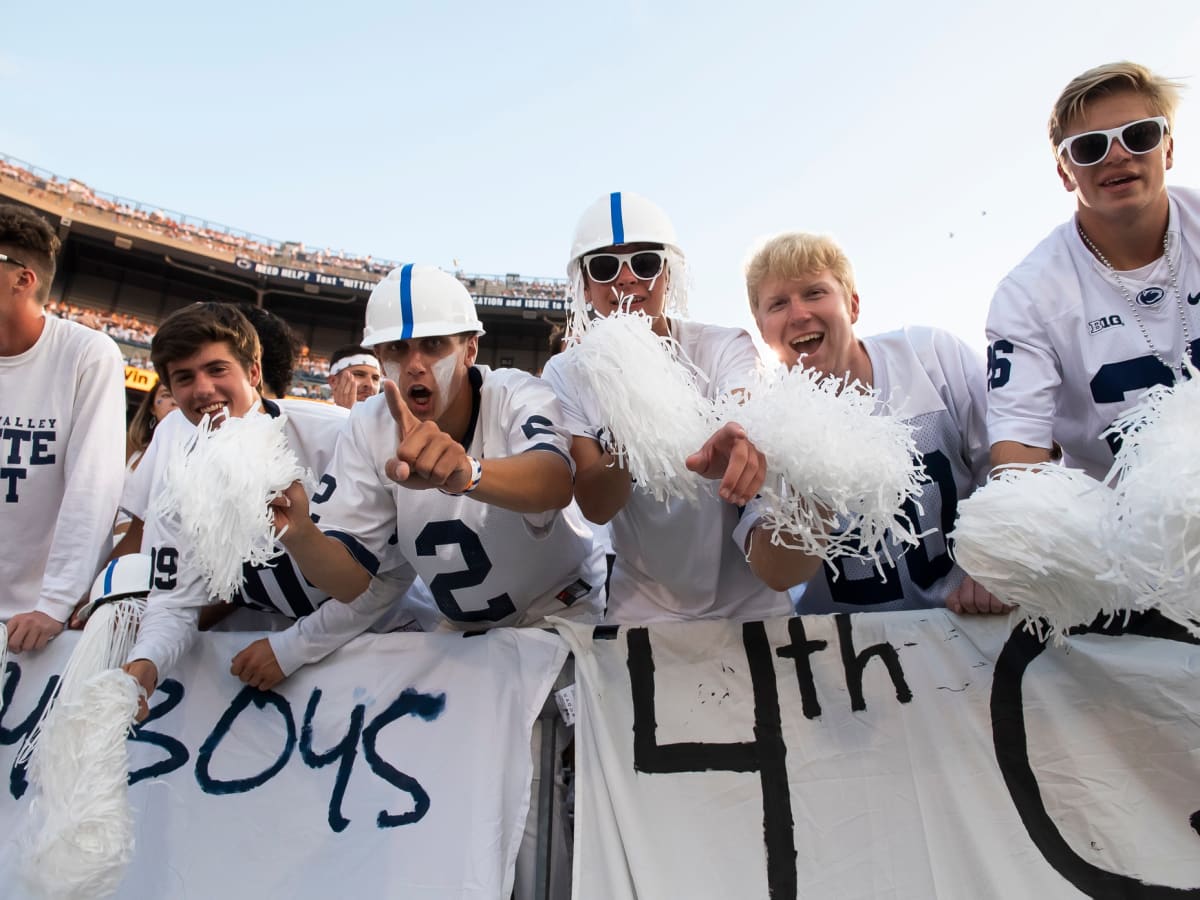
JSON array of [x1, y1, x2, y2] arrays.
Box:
[[0, 152, 568, 381]]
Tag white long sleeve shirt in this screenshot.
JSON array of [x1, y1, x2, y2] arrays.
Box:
[[0, 314, 125, 621]]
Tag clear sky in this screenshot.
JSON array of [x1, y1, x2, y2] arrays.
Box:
[[3, 0, 1199, 351]]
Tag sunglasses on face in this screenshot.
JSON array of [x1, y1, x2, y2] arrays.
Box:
[[1057, 116, 1168, 167], [0, 253, 29, 270], [583, 249, 667, 284]]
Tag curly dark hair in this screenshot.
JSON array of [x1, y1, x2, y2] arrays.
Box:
[[238, 304, 300, 398], [0, 203, 60, 301]]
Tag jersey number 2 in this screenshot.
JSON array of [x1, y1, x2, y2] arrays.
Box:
[[415, 520, 517, 623]]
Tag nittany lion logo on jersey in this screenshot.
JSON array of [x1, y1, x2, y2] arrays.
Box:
[[1134, 286, 1165, 307]]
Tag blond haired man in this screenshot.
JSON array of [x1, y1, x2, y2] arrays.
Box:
[[737, 232, 1004, 614], [987, 62, 1196, 478]]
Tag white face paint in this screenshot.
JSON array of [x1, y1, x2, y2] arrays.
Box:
[[431, 348, 462, 418], [382, 360, 402, 384]]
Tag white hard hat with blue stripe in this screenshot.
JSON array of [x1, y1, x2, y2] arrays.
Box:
[[565, 192, 689, 337], [362, 264, 485, 348], [568, 191, 682, 266], [78, 553, 153, 623]]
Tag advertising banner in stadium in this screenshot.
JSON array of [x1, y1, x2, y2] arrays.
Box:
[[123, 365, 156, 392], [557, 610, 1200, 899], [0, 628, 566, 899], [233, 256, 379, 293]]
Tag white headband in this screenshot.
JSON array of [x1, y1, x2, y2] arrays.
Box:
[[329, 354, 380, 377]]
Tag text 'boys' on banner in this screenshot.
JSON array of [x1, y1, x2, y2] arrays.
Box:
[[0, 628, 567, 900]]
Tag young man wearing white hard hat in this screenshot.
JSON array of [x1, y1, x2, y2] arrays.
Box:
[[542, 191, 793, 624], [275, 263, 600, 900], [275, 263, 605, 630]]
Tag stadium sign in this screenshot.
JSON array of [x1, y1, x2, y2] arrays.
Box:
[[475, 295, 566, 312], [234, 257, 566, 311], [124, 365, 157, 392], [234, 257, 379, 293]]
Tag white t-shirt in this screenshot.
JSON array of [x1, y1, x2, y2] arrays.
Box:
[[129, 398, 412, 678], [313, 365, 605, 630], [543, 318, 792, 624], [120, 406, 194, 551], [0, 315, 125, 621], [736, 326, 990, 613], [986, 186, 1200, 480]]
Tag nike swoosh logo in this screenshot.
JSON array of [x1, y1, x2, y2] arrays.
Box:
[[1190, 292, 1200, 306]]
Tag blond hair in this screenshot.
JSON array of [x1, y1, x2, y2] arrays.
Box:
[[744, 232, 856, 315], [1049, 61, 1185, 148]]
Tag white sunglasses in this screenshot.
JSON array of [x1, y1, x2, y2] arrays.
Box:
[[582, 249, 667, 284], [1057, 116, 1168, 167]]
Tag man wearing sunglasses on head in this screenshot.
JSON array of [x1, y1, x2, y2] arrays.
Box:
[[986, 62, 1197, 494], [543, 191, 791, 625]]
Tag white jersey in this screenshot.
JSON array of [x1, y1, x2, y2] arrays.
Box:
[[0, 315, 125, 621], [543, 318, 792, 624], [129, 398, 412, 678], [120, 407, 193, 551], [312, 365, 605, 629], [986, 186, 1200, 480], [737, 327, 990, 613]]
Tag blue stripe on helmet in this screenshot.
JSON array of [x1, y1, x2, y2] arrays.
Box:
[[103, 558, 119, 596], [399, 263, 414, 340], [609, 192, 624, 245]]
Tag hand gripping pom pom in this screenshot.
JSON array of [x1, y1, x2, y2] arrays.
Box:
[[570, 310, 713, 503], [15, 598, 144, 769], [951, 465, 1133, 642], [720, 366, 926, 569], [21, 669, 142, 900], [151, 405, 313, 603], [1100, 369, 1200, 636]]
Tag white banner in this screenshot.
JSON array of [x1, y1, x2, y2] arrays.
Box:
[[557, 610, 1200, 900], [0, 628, 568, 899]]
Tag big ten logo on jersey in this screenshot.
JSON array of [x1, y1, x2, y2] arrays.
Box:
[[0, 660, 446, 835], [1088, 314, 1124, 334], [0, 416, 57, 502], [824, 448, 958, 607]]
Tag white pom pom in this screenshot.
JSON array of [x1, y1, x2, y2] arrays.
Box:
[[22, 668, 141, 900], [724, 366, 926, 569], [1101, 370, 1200, 635], [151, 405, 312, 602], [570, 311, 712, 503], [15, 599, 144, 768], [951, 465, 1132, 641]]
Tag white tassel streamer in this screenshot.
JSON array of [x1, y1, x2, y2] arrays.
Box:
[[15, 599, 144, 769], [151, 405, 311, 602], [22, 668, 141, 900], [570, 310, 712, 503], [951, 465, 1132, 641], [724, 366, 926, 567], [1100, 371, 1200, 635]]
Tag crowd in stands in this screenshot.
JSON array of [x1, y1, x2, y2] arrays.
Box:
[[45, 298, 334, 399], [0, 154, 567, 301]]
